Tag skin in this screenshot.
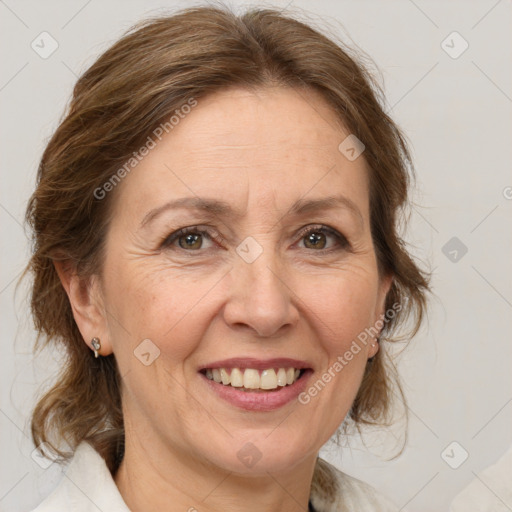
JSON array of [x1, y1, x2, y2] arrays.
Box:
[[56, 86, 392, 512]]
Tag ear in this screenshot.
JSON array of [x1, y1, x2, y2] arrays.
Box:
[[54, 260, 113, 357], [368, 272, 394, 359]]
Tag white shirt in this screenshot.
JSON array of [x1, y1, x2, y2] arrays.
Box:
[[449, 444, 512, 512], [31, 442, 400, 511]]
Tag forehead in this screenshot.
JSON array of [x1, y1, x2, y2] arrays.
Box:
[[111, 86, 370, 222]]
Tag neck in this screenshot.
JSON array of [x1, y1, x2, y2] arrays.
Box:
[[114, 433, 317, 512]]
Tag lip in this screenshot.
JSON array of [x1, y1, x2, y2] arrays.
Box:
[[198, 357, 312, 372], [199, 366, 314, 412]]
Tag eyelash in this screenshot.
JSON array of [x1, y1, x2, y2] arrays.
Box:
[[160, 224, 350, 254]]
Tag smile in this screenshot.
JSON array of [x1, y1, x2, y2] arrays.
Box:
[[201, 367, 304, 391]]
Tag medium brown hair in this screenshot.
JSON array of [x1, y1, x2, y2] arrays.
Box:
[[23, 3, 429, 496]]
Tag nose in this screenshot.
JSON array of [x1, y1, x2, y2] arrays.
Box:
[[222, 249, 300, 338]]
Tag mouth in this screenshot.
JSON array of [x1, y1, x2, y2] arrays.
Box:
[[199, 367, 307, 392], [197, 357, 313, 410]]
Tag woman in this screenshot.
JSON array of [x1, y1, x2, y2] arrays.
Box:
[[25, 5, 429, 511]]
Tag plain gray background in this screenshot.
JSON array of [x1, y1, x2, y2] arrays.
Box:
[[1, 1, 511, 511]]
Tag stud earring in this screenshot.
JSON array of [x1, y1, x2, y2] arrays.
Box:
[[91, 337, 101, 358], [368, 340, 379, 363]]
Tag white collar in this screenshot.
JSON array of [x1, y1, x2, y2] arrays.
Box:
[[33, 442, 129, 511]]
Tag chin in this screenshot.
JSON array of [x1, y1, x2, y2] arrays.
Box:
[[203, 434, 316, 476]]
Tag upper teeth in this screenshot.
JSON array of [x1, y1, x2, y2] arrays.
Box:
[[205, 367, 301, 390]]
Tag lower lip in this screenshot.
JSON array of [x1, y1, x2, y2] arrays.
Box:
[[199, 370, 313, 412]]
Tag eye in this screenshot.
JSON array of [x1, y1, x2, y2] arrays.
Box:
[[160, 224, 350, 254], [296, 225, 350, 252], [161, 226, 218, 251]]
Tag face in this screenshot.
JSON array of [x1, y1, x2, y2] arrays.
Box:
[[89, 86, 391, 475]]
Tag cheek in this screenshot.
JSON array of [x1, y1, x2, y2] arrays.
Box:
[[104, 240, 381, 364], [300, 267, 380, 351], [292, 271, 380, 441], [105, 262, 219, 365]]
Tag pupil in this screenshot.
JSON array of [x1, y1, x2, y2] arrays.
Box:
[[181, 233, 201, 249], [178, 232, 327, 250], [307, 232, 325, 249]]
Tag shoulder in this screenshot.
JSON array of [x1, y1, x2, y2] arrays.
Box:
[[30, 442, 129, 512], [310, 457, 401, 512], [449, 444, 512, 512]]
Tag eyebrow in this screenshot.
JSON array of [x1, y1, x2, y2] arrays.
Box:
[[140, 194, 364, 229]]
